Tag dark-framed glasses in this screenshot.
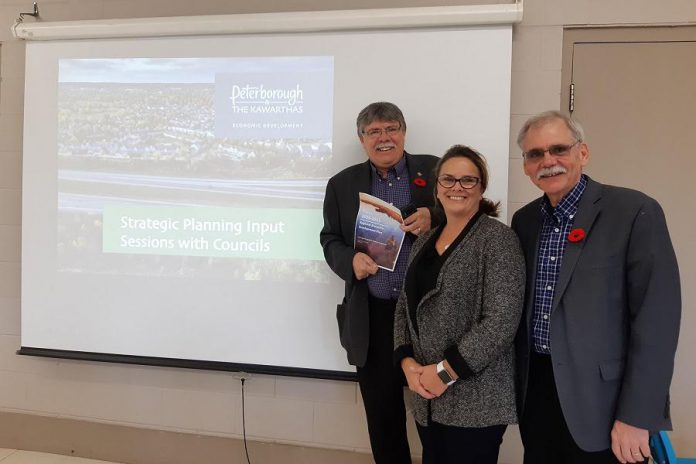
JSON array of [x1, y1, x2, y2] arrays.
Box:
[[437, 175, 480, 189], [523, 141, 580, 161], [362, 125, 402, 139]]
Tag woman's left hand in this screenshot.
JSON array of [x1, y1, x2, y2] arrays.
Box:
[[419, 363, 449, 397]]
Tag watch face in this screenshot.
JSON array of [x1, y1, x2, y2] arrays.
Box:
[[437, 367, 453, 384]]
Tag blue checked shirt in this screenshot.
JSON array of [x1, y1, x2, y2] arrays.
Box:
[[532, 175, 588, 354], [367, 156, 412, 300]]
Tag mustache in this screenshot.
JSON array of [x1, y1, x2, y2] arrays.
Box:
[[536, 165, 567, 180]]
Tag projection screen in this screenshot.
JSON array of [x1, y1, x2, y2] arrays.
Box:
[[20, 24, 513, 379]]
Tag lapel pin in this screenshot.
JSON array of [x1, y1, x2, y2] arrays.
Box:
[[568, 228, 586, 243]]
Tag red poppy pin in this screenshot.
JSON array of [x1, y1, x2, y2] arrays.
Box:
[[413, 177, 427, 187], [568, 228, 586, 243]]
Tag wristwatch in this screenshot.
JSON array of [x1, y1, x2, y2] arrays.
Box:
[[436, 361, 456, 386]]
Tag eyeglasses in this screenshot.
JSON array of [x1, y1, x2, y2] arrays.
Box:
[[437, 175, 480, 189], [361, 125, 402, 139], [522, 141, 580, 161]]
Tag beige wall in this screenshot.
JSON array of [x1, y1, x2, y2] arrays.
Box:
[[0, 1, 694, 463]]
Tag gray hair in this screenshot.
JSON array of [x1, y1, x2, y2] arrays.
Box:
[[516, 110, 585, 149], [356, 102, 407, 137]]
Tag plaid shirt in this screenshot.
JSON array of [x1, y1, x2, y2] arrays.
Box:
[[532, 174, 587, 354], [367, 156, 412, 300]]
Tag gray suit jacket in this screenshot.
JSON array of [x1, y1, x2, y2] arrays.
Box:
[[394, 214, 525, 427], [511, 177, 681, 451], [320, 152, 440, 367]]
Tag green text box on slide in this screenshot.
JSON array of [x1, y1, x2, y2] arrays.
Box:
[[103, 206, 324, 260]]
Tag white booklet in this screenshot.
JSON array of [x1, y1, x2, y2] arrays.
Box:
[[354, 193, 406, 272]]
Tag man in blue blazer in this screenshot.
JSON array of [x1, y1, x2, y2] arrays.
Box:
[[320, 102, 439, 463], [511, 111, 681, 464]]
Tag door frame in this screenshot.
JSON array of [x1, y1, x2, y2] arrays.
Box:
[[561, 26, 696, 115]]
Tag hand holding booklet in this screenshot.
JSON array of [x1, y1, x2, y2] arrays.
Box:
[[354, 193, 406, 272]]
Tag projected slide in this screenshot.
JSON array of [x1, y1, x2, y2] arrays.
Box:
[[22, 28, 512, 377], [57, 57, 333, 281]]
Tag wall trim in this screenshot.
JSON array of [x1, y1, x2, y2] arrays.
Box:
[[0, 411, 380, 464]]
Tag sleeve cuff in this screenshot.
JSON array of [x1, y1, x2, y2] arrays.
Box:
[[444, 344, 475, 380], [394, 344, 415, 367]]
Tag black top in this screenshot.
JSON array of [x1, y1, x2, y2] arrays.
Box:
[[410, 210, 483, 336]]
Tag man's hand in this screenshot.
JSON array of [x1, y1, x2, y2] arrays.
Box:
[[611, 420, 651, 463], [401, 357, 436, 399], [352, 252, 378, 280], [401, 207, 432, 236], [418, 363, 448, 398]]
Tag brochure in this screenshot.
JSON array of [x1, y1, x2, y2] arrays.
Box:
[[354, 193, 406, 272]]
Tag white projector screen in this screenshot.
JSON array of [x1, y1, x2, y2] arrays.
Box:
[[20, 25, 512, 379]]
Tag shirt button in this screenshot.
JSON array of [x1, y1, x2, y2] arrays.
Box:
[[554, 228, 560, 233], [392, 288, 398, 292], [569, 214, 574, 219], [388, 183, 392, 187], [546, 285, 552, 291], [550, 256, 556, 261], [543, 314, 549, 320], [542, 344, 548, 350], [397, 177, 401, 180]]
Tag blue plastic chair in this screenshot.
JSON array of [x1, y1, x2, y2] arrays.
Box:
[[650, 431, 696, 464]]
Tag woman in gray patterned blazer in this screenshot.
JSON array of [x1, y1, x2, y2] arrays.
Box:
[[394, 145, 525, 464]]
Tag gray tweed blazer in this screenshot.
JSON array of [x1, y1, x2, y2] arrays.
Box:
[[394, 214, 525, 427]]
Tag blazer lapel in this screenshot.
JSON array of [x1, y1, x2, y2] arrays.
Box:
[[406, 152, 434, 206], [345, 161, 373, 245], [356, 159, 372, 194], [551, 178, 603, 310], [521, 201, 543, 329]]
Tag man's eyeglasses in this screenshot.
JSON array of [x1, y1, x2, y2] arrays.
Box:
[[437, 175, 480, 189], [362, 125, 402, 139], [522, 141, 580, 161]]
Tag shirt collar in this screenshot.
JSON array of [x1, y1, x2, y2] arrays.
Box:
[[370, 153, 407, 179], [541, 174, 588, 221]]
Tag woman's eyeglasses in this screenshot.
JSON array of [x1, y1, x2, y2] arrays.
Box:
[[437, 175, 480, 189]]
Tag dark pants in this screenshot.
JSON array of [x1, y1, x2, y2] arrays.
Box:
[[520, 352, 646, 464], [356, 295, 411, 464], [416, 421, 506, 464]]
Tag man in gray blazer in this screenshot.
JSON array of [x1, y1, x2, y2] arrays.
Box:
[[511, 111, 681, 464], [320, 102, 440, 464]]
